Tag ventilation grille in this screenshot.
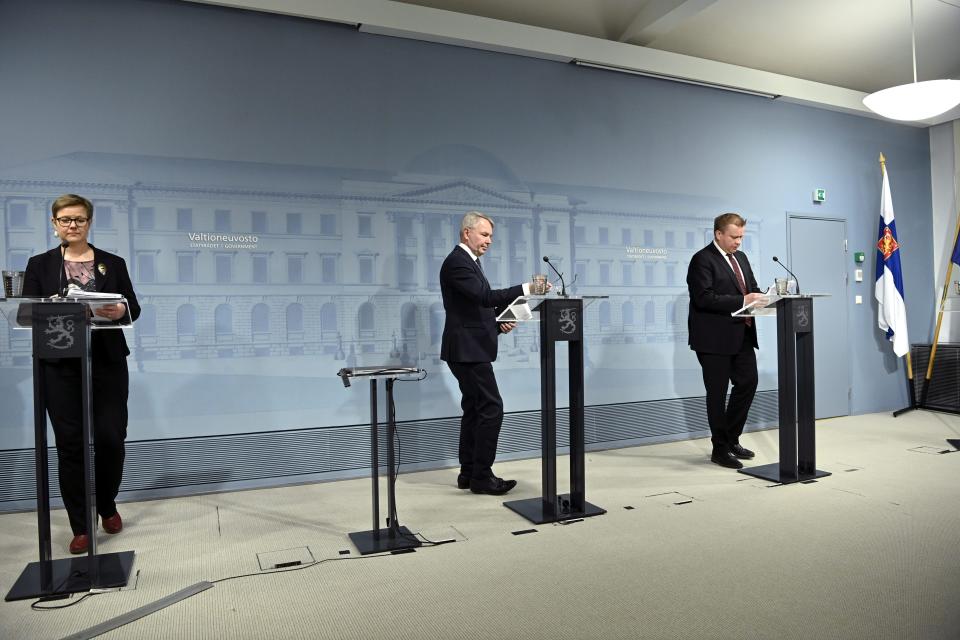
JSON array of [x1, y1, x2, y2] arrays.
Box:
[[909, 344, 960, 411], [0, 391, 778, 509]]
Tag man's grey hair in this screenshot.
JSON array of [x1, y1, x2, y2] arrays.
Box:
[[461, 211, 494, 233]]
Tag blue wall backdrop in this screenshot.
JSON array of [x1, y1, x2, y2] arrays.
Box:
[[0, 0, 935, 506]]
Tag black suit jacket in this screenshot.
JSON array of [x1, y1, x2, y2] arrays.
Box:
[[686, 243, 761, 355], [22, 245, 140, 362], [439, 246, 524, 364]]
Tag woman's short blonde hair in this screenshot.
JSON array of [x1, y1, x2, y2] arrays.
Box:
[[52, 194, 94, 219]]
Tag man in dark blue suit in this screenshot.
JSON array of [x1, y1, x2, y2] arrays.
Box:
[[440, 211, 545, 495], [687, 213, 767, 469]]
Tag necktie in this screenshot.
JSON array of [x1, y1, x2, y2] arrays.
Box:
[[476, 258, 489, 285], [727, 253, 752, 327]]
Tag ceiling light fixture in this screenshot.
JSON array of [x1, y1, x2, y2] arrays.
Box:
[[862, 0, 960, 121]]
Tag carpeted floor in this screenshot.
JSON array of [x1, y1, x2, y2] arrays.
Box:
[[1, 410, 958, 639]]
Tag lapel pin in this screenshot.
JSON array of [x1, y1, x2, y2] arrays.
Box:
[[98, 263, 107, 276]]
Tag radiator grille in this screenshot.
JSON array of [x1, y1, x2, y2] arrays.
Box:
[[0, 390, 778, 510]]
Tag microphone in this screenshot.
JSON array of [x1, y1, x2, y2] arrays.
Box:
[[771, 256, 801, 294], [542, 256, 567, 297], [58, 239, 69, 298]]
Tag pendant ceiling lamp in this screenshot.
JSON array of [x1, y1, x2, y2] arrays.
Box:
[[862, 0, 960, 121]]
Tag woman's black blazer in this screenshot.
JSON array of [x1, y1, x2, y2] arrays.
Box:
[[22, 245, 141, 362]]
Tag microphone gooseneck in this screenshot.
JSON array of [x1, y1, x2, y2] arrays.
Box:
[[542, 255, 567, 297], [58, 240, 69, 298], [771, 256, 801, 294]]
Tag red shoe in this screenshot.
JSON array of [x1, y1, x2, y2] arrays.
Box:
[[69, 534, 89, 554], [101, 511, 123, 534]]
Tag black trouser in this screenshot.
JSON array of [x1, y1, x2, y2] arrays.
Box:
[[696, 333, 758, 452], [42, 358, 129, 536], [447, 361, 504, 481]]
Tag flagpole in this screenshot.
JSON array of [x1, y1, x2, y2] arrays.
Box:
[[880, 153, 917, 416], [919, 204, 960, 408]]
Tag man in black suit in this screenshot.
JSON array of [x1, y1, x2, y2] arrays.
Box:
[[687, 213, 767, 469], [440, 211, 545, 495]]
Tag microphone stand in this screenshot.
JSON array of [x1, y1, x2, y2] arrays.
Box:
[[772, 256, 801, 294], [58, 240, 69, 298], [542, 256, 567, 297]]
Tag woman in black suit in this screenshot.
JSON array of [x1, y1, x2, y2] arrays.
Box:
[[22, 194, 140, 554]]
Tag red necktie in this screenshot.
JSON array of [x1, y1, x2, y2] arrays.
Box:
[[727, 253, 752, 327]]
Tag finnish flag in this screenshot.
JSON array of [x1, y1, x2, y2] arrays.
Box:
[[875, 165, 909, 357]]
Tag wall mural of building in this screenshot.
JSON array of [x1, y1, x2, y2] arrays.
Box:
[[0, 145, 766, 448]]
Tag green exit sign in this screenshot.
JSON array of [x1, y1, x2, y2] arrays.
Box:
[[813, 188, 826, 203]]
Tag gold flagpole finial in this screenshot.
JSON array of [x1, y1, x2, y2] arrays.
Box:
[[879, 152, 886, 166]]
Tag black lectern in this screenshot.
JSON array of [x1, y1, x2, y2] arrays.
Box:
[[734, 294, 832, 484], [337, 365, 423, 555], [1, 297, 135, 601], [499, 296, 606, 524]]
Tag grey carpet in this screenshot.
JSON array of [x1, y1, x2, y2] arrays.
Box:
[[1, 411, 958, 639]]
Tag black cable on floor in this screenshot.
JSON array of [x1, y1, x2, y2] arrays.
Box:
[[209, 549, 397, 586], [31, 592, 97, 611], [388, 396, 447, 548]]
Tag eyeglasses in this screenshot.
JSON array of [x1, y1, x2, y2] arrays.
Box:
[[54, 217, 90, 227]]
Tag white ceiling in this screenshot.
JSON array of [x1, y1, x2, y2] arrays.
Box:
[[392, 0, 960, 95]]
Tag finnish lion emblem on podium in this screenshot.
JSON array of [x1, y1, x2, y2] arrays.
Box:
[[45, 315, 76, 350], [558, 308, 578, 335], [795, 304, 810, 330]]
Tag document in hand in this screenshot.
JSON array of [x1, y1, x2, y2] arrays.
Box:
[[59, 289, 126, 323], [731, 294, 778, 318], [61, 287, 123, 300], [496, 297, 534, 322]]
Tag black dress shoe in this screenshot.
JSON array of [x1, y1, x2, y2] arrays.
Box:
[[730, 444, 755, 460], [710, 450, 743, 469], [469, 477, 517, 495], [456, 474, 470, 489]]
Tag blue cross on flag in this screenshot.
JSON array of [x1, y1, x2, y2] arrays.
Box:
[[875, 163, 909, 357]]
